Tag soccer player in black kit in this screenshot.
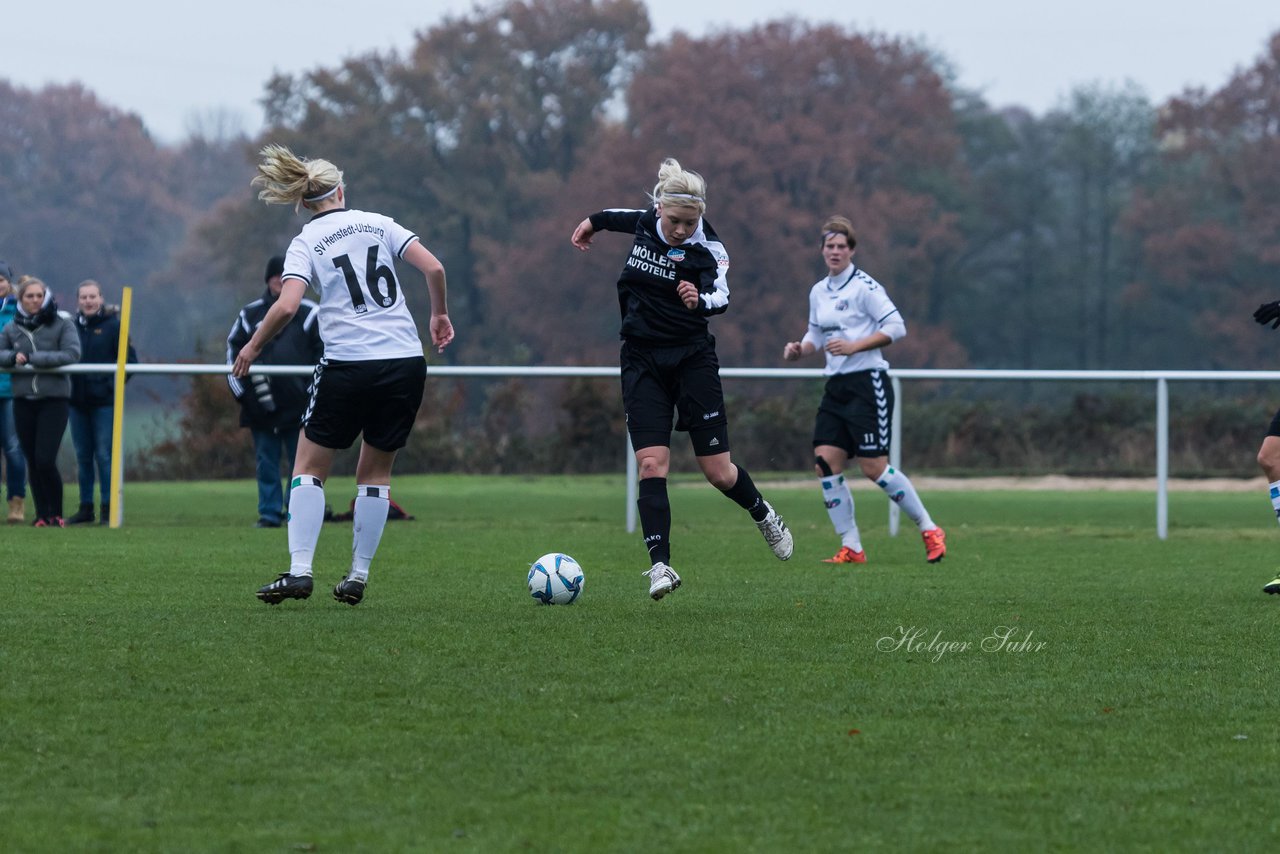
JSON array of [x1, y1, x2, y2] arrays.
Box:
[[571, 158, 793, 600]]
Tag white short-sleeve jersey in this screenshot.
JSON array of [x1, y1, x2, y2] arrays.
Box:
[[802, 264, 906, 376], [281, 208, 423, 360]]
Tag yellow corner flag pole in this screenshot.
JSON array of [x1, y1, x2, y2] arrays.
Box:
[[107, 286, 133, 529]]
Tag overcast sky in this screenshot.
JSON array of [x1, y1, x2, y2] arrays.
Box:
[[7, 0, 1278, 143]]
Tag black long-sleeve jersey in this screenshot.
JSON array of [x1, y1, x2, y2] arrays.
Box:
[[588, 207, 731, 346]]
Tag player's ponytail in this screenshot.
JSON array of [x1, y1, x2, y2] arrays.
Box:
[[251, 144, 344, 212], [651, 157, 707, 215]]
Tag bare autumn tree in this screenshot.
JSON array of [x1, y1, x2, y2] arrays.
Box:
[[493, 21, 971, 368], [1043, 84, 1155, 369], [946, 99, 1061, 368], [950, 86, 1155, 369], [168, 0, 650, 366], [0, 82, 184, 299], [1127, 32, 1280, 368]]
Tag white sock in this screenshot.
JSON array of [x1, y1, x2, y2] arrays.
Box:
[[287, 477, 325, 577], [820, 474, 862, 551], [351, 485, 390, 582], [1269, 480, 1280, 525], [875, 465, 936, 532]]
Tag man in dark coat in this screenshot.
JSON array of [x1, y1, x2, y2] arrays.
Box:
[[226, 256, 324, 527]]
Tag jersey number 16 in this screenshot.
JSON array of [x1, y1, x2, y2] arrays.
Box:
[[333, 247, 397, 314]]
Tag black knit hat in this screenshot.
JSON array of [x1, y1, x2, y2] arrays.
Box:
[[264, 255, 286, 283], [0, 260, 13, 282]]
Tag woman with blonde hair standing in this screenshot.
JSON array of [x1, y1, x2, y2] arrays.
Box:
[[234, 144, 453, 606], [571, 158, 793, 601], [0, 277, 81, 527]]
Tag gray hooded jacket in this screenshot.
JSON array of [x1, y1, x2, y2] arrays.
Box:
[[0, 289, 81, 399]]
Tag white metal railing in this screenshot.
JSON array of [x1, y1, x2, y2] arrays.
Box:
[[23, 364, 1280, 537]]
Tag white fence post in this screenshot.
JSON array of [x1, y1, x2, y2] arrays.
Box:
[[626, 434, 637, 533], [889, 375, 903, 537], [1157, 378, 1169, 540]]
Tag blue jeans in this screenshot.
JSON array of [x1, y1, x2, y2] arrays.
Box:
[[252, 428, 300, 524], [0, 398, 26, 500], [70, 404, 114, 505]]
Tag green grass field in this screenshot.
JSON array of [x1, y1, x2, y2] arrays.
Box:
[[3, 475, 1278, 851]]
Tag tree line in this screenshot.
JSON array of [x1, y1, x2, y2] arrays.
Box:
[[2, 0, 1278, 376]]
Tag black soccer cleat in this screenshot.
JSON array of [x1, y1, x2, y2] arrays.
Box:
[[256, 572, 313, 605], [333, 576, 366, 606]]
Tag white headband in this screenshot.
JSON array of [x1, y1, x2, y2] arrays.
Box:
[[664, 192, 705, 203], [304, 184, 340, 203]]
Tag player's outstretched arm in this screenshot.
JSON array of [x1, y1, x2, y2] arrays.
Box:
[[404, 240, 453, 353], [232, 279, 305, 378]]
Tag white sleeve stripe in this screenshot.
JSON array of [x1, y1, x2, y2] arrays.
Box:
[[301, 303, 320, 332]]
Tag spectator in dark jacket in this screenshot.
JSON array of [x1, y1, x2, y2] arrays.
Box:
[[0, 260, 28, 523], [226, 256, 324, 527], [67, 280, 138, 525], [0, 277, 81, 526]]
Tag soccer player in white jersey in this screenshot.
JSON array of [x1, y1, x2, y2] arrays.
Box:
[[783, 216, 946, 565], [233, 144, 454, 606], [1251, 299, 1280, 594], [571, 158, 793, 601]]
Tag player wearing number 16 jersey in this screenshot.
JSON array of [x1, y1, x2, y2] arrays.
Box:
[[233, 144, 454, 607]]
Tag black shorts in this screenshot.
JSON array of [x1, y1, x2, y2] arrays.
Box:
[[302, 356, 427, 452], [1268, 407, 1280, 438], [620, 337, 730, 456], [813, 370, 893, 457]]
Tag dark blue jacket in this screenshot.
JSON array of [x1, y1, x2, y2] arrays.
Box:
[[71, 307, 138, 409]]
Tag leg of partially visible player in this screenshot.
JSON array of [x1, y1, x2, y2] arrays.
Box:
[[1256, 434, 1280, 594]]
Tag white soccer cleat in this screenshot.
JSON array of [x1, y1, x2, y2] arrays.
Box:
[[645, 562, 682, 600], [756, 501, 794, 561]]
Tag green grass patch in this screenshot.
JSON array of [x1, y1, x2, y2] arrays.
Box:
[[2, 476, 1278, 850]]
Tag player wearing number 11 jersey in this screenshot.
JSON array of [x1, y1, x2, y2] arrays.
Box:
[[234, 144, 454, 607], [782, 215, 944, 566]]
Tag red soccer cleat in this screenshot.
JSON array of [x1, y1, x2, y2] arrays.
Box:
[[822, 546, 867, 564], [922, 527, 947, 563]]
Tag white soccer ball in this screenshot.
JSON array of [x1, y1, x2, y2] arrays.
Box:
[[527, 552, 584, 605]]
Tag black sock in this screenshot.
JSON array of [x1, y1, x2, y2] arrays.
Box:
[[721, 464, 768, 522], [636, 477, 672, 565]]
